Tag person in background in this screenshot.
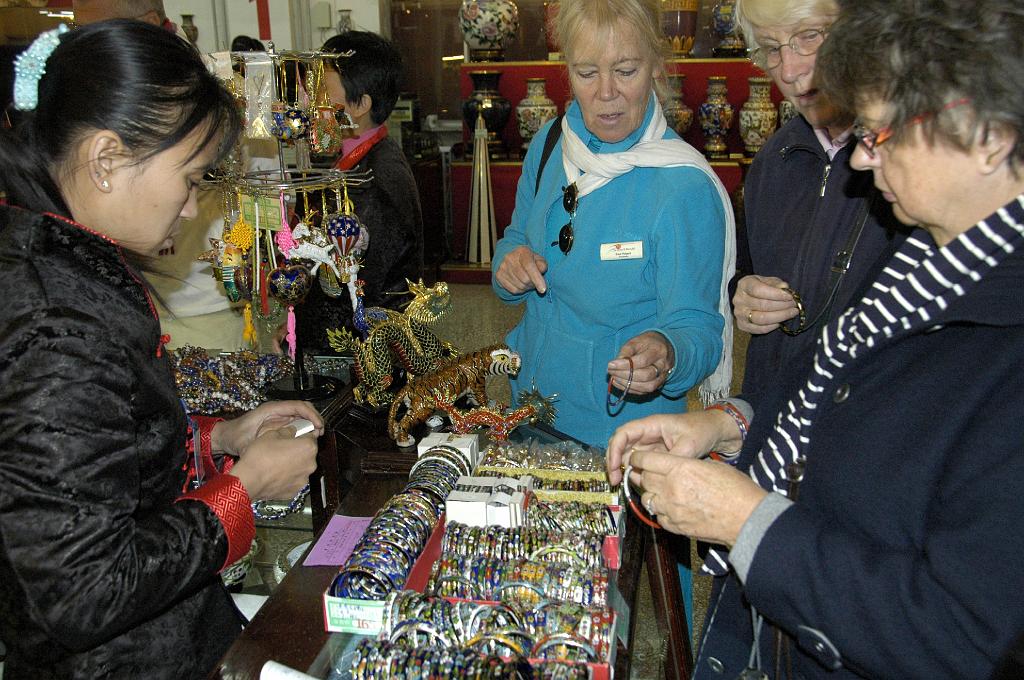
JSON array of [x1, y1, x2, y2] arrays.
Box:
[[297, 30, 424, 353], [492, 0, 734, 448], [0, 21, 322, 678], [608, 0, 1024, 676], [230, 34, 264, 53], [73, 0, 176, 34]]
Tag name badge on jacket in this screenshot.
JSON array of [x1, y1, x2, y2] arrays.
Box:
[[600, 241, 644, 261]]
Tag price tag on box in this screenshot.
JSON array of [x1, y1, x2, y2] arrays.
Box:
[[322, 594, 386, 634]]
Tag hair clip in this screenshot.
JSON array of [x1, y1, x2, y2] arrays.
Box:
[[13, 23, 69, 111]]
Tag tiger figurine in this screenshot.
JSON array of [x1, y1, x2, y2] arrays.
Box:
[[388, 344, 522, 447]]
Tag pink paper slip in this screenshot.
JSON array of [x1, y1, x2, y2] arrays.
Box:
[[303, 515, 372, 566]]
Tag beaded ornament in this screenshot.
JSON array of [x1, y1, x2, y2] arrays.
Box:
[[13, 23, 69, 111]]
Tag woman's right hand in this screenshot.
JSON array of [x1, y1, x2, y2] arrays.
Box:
[[606, 410, 742, 486], [495, 245, 549, 295], [733, 274, 799, 334], [227, 425, 318, 501]]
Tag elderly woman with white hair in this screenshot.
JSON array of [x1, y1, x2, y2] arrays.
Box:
[[732, 0, 908, 427]]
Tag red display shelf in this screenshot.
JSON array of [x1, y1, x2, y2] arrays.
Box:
[[458, 58, 780, 155]]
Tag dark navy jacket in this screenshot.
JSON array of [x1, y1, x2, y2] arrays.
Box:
[[696, 228, 1024, 679], [735, 115, 906, 433]]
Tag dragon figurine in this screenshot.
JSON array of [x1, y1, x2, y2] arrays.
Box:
[[388, 344, 522, 447], [446, 385, 558, 441], [327, 279, 460, 408]]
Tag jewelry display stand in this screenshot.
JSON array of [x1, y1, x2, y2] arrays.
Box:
[[219, 46, 371, 402], [230, 167, 371, 402]]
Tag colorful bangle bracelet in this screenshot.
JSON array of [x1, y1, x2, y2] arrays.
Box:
[[705, 400, 750, 463]]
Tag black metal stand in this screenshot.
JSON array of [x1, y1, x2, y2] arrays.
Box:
[[267, 307, 342, 401]]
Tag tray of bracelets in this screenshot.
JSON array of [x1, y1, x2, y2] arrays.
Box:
[[322, 516, 622, 677], [476, 436, 621, 505], [314, 588, 617, 679]]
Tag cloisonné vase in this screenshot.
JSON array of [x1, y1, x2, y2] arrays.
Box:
[[462, 70, 512, 144], [459, 0, 520, 62], [661, 0, 699, 57], [698, 76, 734, 159], [516, 78, 558, 150], [543, 1, 561, 57], [739, 76, 777, 156], [711, 0, 747, 57], [663, 73, 694, 137]]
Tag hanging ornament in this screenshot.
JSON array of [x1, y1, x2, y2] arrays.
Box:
[[267, 263, 313, 305], [225, 191, 254, 251], [308, 54, 357, 155], [270, 58, 310, 143], [352, 278, 369, 337], [325, 182, 365, 259], [244, 61, 274, 140], [274, 191, 297, 259], [315, 188, 346, 298], [289, 189, 339, 276], [243, 303, 257, 348]]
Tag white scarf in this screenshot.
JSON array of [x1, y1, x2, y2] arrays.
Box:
[[560, 95, 736, 404]]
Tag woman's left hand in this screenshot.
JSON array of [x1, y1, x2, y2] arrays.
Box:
[[607, 331, 675, 394], [211, 400, 324, 457], [628, 448, 767, 547]]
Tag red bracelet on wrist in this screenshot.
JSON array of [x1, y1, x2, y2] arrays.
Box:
[[705, 401, 749, 463]]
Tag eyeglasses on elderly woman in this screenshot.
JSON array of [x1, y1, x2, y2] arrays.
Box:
[[750, 28, 828, 69], [851, 97, 972, 158]]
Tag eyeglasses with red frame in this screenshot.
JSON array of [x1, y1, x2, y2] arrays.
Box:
[[852, 97, 972, 158]]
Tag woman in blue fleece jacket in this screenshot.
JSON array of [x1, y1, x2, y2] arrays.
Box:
[[491, 0, 734, 447]]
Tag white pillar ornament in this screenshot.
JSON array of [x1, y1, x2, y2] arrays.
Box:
[[467, 111, 497, 264]]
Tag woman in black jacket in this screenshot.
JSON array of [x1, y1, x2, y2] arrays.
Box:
[[0, 21, 322, 678]]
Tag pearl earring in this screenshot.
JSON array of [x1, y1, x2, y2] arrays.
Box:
[[101, 180, 110, 189]]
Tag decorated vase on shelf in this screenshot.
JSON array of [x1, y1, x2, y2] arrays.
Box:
[[698, 76, 734, 159], [739, 76, 777, 156], [462, 70, 512, 146], [516, 78, 558, 150], [711, 0, 746, 57], [180, 14, 198, 44], [663, 73, 694, 137], [778, 99, 799, 127], [459, 0, 520, 62], [543, 1, 561, 58], [661, 0, 699, 56]]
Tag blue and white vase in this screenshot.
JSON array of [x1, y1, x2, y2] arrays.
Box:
[[698, 76, 734, 159], [459, 0, 520, 62], [711, 0, 746, 57]]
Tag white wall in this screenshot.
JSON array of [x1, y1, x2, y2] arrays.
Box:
[[162, 0, 383, 53]]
